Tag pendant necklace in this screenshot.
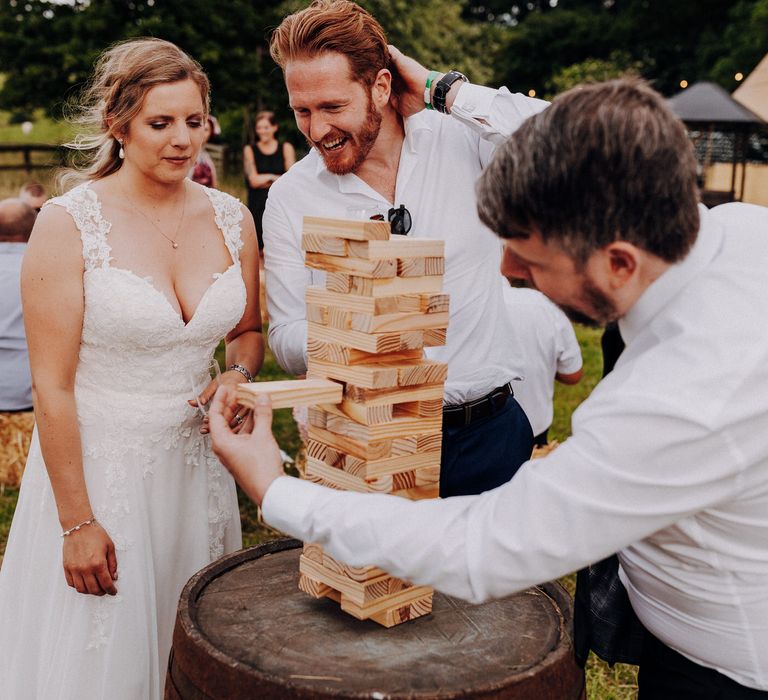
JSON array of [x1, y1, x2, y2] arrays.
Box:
[[121, 183, 187, 250]]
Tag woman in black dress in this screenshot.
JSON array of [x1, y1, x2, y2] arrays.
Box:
[[243, 111, 296, 256]]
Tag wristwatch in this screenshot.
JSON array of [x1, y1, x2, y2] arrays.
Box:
[[432, 70, 468, 114]]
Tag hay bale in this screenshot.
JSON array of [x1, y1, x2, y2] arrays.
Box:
[[0, 411, 35, 487]]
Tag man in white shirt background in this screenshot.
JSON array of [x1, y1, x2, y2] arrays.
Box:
[[212, 74, 768, 697], [262, 0, 549, 497], [502, 286, 582, 447]]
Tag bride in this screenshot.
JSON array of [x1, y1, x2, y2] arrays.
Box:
[[0, 38, 263, 698]]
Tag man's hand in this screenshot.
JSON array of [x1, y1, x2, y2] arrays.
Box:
[[209, 385, 284, 505], [388, 45, 441, 118]]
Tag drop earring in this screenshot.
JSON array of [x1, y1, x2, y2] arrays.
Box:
[[118, 140, 125, 159]]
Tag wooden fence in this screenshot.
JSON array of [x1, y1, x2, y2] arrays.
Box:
[[0, 142, 229, 175]]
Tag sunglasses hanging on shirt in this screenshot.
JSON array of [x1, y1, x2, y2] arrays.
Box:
[[369, 205, 412, 236]]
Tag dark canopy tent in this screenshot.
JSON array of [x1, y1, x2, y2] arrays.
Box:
[[667, 81, 765, 206]]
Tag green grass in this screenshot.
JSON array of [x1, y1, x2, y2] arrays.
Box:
[[0, 109, 74, 145]]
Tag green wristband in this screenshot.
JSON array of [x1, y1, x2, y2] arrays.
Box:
[[424, 70, 440, 110]]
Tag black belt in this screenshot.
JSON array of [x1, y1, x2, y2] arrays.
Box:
[[442, 383, 513, 429]]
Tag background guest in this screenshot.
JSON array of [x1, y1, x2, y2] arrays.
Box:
[[18, 182, 47, 212], [189, 114, 220, 188], [503, 285, 582, 447], [243, 110, 295, 257]]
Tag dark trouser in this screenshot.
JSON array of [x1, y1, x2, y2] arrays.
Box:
[[439, 395, 533, 497], [639, 631, 768, 699]]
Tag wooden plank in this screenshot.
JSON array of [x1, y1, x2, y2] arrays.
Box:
[[423, 327, 447, 346], [349, 310, 449, 334], [308, 322, 424, 355], [367, 592, 434, 627], [307, 406, 328, 428], [395, 359, 449, 386], [303, 216, 390, 241], [339, 583, 434, 620], [391, 433, 443, 455], [325, 412, 443, 442], [331, 274, 443, 297], [298, 573, 333, 599], [301, 233, 347, 256], [339, 397, 394, 426], [306, 457, 394, 493], [421, 293, 450, 314], [305, 252, 397, 279], [347, 238, 444, 260], [308, 358, 399, 389], [343, 450, 442, 479], [397, 257, 425, 277], [343, 382, 444, 406], [393, 483, 440, 500], [424, 257, 445, 276], [322, 550, 386, 582], [307, 425, 392, 461], [306, 303, 328, 324], [393, 397, 444, 419], [236, 378, 342, 410], [302, 542, 324, 563], [391, 465, 441, 491], [307, 338, 423, 366], [307, 287, 448, 317]]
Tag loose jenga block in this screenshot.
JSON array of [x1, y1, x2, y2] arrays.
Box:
[[301, 233, 347, 256], [308, 358, 399, 389], [347, 238, 444, 260], [367, 592, 434, 628], [305, 252, 397, 279], [328, 273, 443, 297], [324, 411, 443, 443], [303, 216, 390, 241], [306, 287, 446, 316], [236, 378, 342, 410], [343, 382, 444, 406], [349, 310, 450, 334], [322, 549, 386, 582], [308, 338, 423, 366], [308, 322, 425, 355], [339, 398, 394, 426], [308, 425, 392, 461]]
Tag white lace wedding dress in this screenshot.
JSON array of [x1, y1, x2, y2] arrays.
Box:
[[0, 183, 244, 699]]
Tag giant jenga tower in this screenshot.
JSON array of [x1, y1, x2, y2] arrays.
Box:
[[239, 215, 449, 627]]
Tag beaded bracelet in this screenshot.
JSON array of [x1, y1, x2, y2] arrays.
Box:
[[228, 363, 253, 383], [61, 516, 97, 537]]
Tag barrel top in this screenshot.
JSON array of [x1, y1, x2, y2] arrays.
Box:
[[173, 539, 581, 699]]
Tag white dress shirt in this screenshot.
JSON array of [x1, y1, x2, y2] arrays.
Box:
[[0, 242, 32, 410], [263, 203, 768, 690], [263, 84, 548, 403], [503, 287, 582, 435]]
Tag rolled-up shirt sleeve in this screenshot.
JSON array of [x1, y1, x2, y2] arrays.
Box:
[[262, 191, 310, 376]]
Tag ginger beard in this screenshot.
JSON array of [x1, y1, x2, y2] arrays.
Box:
[[310, 93, 382, 176]]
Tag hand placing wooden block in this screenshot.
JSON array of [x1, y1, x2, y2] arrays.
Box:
[[236, 378, 343, 410]]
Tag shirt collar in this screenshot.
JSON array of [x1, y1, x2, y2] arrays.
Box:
[[619, 204, 723, 346]]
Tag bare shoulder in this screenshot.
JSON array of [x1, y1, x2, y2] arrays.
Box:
[[25, 202, 84, 272], [238, 203, 258, 247]]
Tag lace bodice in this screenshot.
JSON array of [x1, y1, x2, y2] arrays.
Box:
[[47, 183, 247, 430]]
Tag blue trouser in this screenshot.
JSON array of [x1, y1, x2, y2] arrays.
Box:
[[439, 395, 533, 497]]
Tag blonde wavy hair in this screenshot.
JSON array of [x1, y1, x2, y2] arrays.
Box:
[[59, 38, 210, 191]]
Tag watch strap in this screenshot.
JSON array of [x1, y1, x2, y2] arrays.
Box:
[[432, 70, 468, 114]]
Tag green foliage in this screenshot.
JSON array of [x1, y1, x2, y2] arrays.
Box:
[[545, 51, 643, 98]]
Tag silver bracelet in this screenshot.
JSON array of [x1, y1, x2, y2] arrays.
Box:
[[228, 363, 253, 383], [62, 516, 97, 537]]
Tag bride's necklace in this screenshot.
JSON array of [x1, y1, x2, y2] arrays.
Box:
[[121, 183, 187, 250]]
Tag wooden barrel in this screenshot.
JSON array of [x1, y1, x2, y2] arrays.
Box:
[[166, 538, 584, 699]]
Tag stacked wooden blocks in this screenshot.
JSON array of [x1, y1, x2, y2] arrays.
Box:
[[300, 215, 449, 627]]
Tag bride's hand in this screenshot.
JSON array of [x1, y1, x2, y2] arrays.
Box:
[[192, 370, 252, 435], [62, 522, 118, 596]]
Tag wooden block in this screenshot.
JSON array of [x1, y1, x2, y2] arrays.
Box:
[[325, 412, 443, 442], [368, 592, 433, 627], [322, 551, 386, 582], [307, 406, 328, 428], [326, 272, 351, 293], [344, 274, 443, 297], [393, 483, 441, 500], [424, 257, 445, 276], [301, 233, 347, 256], [397, 257, 425, 277], [308, 358, 399, 389], [393, 397, 444, 419], [308, 339, 423, 366], [305, 252, 397, 279], [306, 457, 393, 493], [339, 583, 434, 620], [423, 327, 447, 346], [303, 216, 390, 241], [308, 322, 424, 355], [391, 465, 441, 491], [298, 574, 333, 599], [349, 310, 449, 334], [339, 397, 394, 426], [306, 287, 446, 316], [236, 378, 342, 410], [344, 451, 442, 479], [302, 542, 325, 563], [395, 359, 449, 386], [343, 382, 444, 407], [391, 433, 443, 455], [306, 303, 328, 324], [308, 425, 392, 461], [347, 238, 444, 260]]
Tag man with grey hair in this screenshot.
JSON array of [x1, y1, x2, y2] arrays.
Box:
[[211, 78, 768, 697], [0, 198, 37, 412]]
